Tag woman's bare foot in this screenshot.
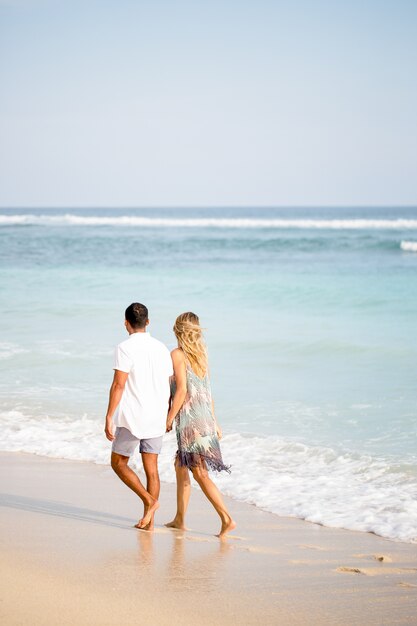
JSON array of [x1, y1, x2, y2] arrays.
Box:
[[216, 517, 236, 538], [165, 518, 187, 530], [135, 498, 160, 529]]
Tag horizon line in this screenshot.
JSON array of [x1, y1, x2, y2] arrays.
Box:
[[1, 205, 417, 211]]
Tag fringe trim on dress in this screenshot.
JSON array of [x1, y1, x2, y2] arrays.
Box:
[[176, 450, 231, 474]]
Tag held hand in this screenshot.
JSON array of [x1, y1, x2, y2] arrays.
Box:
[[216, 424, 222, 440], [104, 420, 115, 441], [166, 416, 174, 433]]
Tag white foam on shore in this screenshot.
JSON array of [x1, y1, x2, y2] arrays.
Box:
[[2, 214, 417, 229], [1, 410, 416, 543], [401, 240, 417, 252], [0, 343, 30, 360]]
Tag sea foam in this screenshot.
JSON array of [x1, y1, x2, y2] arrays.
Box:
[[0, 342, 30, 360], [1, 410, 416, 543], [401, 240, 417, 252], [2, 214, 417, 229]]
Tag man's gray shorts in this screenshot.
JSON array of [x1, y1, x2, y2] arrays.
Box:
[[112, 427, 163, 457]]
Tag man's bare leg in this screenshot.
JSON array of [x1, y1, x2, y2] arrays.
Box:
[[165, 457, 191, 530], [111, 452, 159, 528], [140, 452, 160, 531]]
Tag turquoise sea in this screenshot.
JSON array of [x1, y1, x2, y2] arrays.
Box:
[[1, 207, 416, 541]]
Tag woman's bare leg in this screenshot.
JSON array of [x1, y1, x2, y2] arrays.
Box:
[[165, 458, 191, 530], [191, 463, 236, 537]]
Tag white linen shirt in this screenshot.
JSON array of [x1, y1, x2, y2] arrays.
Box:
[[113, 332, 173, 439]]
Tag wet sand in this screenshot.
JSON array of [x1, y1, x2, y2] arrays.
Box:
[[1, 451, 416, 625]]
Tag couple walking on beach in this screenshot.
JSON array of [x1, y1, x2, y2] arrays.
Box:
[[104, 303, 235, 537]]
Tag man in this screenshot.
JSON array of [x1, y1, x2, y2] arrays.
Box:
[[104, 302, 172, 530]]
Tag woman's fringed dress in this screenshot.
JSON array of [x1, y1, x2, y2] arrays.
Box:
[[171, 361, 230, 473]]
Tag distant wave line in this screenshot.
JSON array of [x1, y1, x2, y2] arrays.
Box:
[[2, 214, 417, 229]]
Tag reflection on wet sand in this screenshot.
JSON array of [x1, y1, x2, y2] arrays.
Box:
[[165, 532, 232, 593], [134, 528, 232, 593], [136, 529, 155, 570]]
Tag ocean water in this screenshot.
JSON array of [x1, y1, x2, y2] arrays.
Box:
[[1, 207, 417, 542]]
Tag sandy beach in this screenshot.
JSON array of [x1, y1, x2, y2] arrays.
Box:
[[0, 452, 416, 625], [2, 0, 417, 623]]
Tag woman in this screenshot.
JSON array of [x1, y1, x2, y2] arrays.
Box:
[[165, 312, 236, 537]]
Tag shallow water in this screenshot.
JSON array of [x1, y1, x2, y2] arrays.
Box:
[[1, 206, 416, 541]]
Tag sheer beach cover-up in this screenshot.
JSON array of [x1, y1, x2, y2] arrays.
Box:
[[171, 362, 231, 473]]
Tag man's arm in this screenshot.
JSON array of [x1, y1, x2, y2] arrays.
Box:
[[104, 369, 129, 441]]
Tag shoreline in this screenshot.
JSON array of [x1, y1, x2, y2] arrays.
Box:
[[1, 451, 417, 625], [5, 446, 417, 547], [3, 426, 416, 545]]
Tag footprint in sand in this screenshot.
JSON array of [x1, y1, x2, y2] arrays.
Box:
[[185, 534, 244, 543], [398, 582, 417, 588], [353, 553, 393, 563], [224, 535, 244, 541], [242, 546, 281, 555], [186, 536, 212, 542], [299, 544, 328, 552], [337, 566, 417, 577], [337, 567, 365, 575], [178, 533, 246, 544]]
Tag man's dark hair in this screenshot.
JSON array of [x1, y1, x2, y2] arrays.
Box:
[[125, 303, 149, 329]]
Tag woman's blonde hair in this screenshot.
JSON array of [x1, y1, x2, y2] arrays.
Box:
[[173, 312, 208, 378]]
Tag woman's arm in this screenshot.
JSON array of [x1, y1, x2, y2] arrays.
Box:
[[211, 397, 222, 440], [207, 368, 222, 440], [166, 349, 187, 432]]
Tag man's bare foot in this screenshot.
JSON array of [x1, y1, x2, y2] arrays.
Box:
[[134, 519, 154, 531], [135, 499, 160, 529], [165, 519, 187, 530], [216, 517, 236, 538]]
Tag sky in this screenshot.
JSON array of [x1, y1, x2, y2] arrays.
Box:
[[0, 0, 416, 208]]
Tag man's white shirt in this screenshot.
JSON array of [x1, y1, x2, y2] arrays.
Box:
[[113, 332, 173, 439]]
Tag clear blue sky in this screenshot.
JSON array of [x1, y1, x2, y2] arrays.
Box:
[[0, 0, 416, 207]]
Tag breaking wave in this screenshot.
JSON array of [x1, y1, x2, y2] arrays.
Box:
[[1, 410, 416, 543], [401, 240, 417, 252], [1, 213, 417, 229]]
